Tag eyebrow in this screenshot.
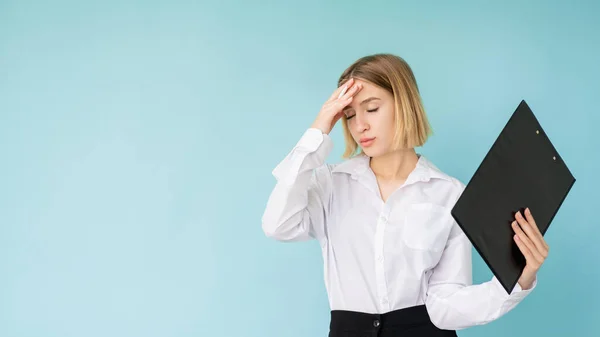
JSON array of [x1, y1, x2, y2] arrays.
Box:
[[342, 97, 380, 111]]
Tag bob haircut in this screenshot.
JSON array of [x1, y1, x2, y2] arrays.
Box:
[[337, 53, 433, 158]]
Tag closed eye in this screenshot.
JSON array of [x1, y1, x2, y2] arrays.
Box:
[[346, 108, 377, 120]]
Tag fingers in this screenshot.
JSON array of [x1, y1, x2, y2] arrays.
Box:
[[512, 220, 545, 263], [337, 86, 348, 99], [515, 210, 549, 258], [513, 233, 542, 269], [324, 82, 361, 114], [340, 82, 362, 101], [329, 78, 354, 101], [327, 95, 352, 111], [524, 208, 549, 251]]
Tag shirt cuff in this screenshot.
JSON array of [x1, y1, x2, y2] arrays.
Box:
[[293, 128, 327, 152], [511, 276, 537, 295], [492, 275, 537, 302], [272, 128, 332, 184]]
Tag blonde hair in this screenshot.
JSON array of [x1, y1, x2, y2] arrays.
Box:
[[337, 53, 433, 158]]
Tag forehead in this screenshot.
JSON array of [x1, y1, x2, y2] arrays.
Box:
[[355, 79, 392, 101], [343, 79, 391, 111]]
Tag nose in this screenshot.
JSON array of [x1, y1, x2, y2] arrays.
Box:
[[353, 112, 369, 133]]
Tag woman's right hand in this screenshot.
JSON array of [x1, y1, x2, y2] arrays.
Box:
[[311, 78, 362, 134]]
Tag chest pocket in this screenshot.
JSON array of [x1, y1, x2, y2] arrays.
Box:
[[402, 203, 453, 252]]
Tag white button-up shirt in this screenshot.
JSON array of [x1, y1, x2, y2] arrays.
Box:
[[262, 128, 536, 330]]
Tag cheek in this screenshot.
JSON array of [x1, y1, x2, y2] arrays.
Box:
[[345, 120, 359, 138], [373, 113, 394, 135]]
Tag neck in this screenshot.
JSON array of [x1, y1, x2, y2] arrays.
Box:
[[369, 148, 419, 181]]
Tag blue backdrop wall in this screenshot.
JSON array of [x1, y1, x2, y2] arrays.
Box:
[[1, 1, 598, 336]]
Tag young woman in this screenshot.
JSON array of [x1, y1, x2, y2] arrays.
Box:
[[262, 54, 548, 337]]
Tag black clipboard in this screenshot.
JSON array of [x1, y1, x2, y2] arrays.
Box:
[[451, 100, 576, 294]]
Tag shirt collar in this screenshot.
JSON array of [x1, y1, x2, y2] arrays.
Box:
[[331, 153, 451, 183]]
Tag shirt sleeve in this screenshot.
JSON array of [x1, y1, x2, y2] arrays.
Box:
[[261, 128, 334, 243], [424, 181, 538, 330]]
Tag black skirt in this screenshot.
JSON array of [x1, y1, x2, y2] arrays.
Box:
[[328, 305, 457, 337]]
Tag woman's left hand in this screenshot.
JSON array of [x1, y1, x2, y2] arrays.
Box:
[[511, 207, 549, 290]]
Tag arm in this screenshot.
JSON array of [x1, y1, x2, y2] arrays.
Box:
[[424, 220, 537, 330], [262, 77, 361, 242], [261, 128, 334, 242]]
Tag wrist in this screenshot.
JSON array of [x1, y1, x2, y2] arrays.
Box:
[[310, 120, 330, 135], [518, 274, 536, 290]]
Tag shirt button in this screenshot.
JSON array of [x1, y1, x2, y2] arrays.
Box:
[[378, 255, 383, 262], [373, 319, 380, 327]]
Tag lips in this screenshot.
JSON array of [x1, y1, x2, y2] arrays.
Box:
[[359, 137, 375, 147]]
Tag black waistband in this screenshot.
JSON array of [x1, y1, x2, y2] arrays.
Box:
[[329, 305, 456, 337]]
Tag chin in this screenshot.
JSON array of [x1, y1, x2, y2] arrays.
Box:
[[361, 146, 385, 158]]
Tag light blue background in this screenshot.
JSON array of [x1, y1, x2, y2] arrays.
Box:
[[1, 1, 598, 336]]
